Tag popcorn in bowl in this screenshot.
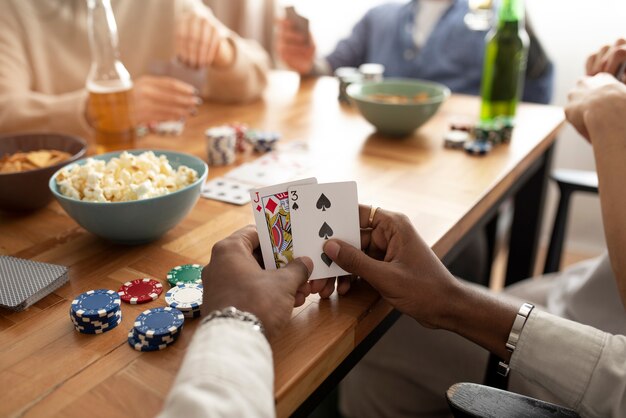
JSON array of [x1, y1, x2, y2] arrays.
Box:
[[56, 151, 198, 202]]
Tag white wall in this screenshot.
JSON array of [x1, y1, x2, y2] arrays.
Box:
[[527, 0, 625, 254], [283, 0, 626, 254]]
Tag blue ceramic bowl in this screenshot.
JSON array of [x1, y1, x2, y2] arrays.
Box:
[[347, 78, 450, 136], [49, 150, 208, 245]]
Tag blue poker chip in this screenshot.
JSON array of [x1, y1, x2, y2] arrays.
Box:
[[74, 315, 122, 334], [71, 310, 121, 328], [133, 307, 184, 338], [71, 289, 121, 319], [464, 140, 493, 156], [133, 328, 179, 345], [127, 330, 169, 352]]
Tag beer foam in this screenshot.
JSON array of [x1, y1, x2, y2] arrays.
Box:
[[87, 78, 133, 94], [56, 151, 198, 202]]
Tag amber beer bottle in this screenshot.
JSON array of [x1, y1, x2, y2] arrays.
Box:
[[86, 0, 135, 153], [479, 0, 529, 121]]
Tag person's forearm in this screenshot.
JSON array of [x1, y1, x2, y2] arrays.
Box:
[[586, 89, 626, 303], [439, 281, 519, 361]]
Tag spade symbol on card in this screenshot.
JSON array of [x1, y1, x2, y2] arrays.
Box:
[[318, 222, 333, 239], [292, 202, 299, 210], [316, 194, 331, 211], [321, 253, 333, 267]]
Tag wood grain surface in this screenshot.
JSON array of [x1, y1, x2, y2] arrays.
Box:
[[0, 71, 564, 418]]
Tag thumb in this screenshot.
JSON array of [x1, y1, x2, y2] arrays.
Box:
[[277, 257, 313, 294], [323, 239, 387, 280]]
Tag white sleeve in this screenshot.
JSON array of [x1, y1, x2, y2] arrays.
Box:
[[511, 310, 626, 417], [158, 318, 275, 418]]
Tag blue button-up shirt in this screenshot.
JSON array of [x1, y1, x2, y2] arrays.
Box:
[[325, 0, 553, 104]]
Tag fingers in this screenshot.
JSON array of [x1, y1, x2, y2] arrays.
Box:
[[319, 277, 336, 299], [294, 281, 311, 307], [230, 225, 261, 252], [336, 276, 352, 295], [277, 257, 313, 295], [309, 278, 328, 294], [323, 239, 387, 279], [176, 15, 221, 69], [133, 76, 199, 124]]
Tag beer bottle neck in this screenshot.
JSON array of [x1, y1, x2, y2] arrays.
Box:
[[86, 0, 129, 84], [497, 0, 525, 23]]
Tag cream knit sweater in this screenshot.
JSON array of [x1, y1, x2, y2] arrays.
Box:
[[0, 0, 270, 138]]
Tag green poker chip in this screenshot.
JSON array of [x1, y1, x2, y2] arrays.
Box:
[[167, 264, 203, 286]]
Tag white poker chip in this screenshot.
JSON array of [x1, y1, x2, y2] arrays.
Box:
[[165, 283, 203, 311], [444, 130, 470, 149]]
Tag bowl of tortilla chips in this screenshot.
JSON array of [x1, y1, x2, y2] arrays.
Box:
[[0, 133, 87, 211]]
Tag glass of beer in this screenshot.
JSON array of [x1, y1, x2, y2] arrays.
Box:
[[87, 79, 136, 154]]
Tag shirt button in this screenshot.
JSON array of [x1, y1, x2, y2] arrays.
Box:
[[404, 49, 416, 61]]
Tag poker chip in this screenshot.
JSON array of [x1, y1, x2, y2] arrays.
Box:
[[155, 120, 185, 136], [167, 264, 203, 287], [228, 123, 250, 153], [69, 289, 123, 335], [118, 278, 163, 304], [245, 130, 281, 153], [127, 330, 170, 352], [444, 130, 469, 149], [70, 289, 121, 319], [133, 307, 184, 339], [74, 315, 122, 334], [165, 283, 203, 311], [205, 126, 236, 166], [464, 140, 493, 156]]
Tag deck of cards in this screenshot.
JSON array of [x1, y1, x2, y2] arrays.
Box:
[[251, 179, 360, 280]]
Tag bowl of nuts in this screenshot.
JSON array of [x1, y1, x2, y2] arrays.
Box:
[[0, 133, 87, 211]]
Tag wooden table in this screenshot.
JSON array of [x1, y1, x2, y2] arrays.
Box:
[[0, 71, 564, 418]]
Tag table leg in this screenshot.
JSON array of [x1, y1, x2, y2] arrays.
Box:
[[505, 144, 554, 286]]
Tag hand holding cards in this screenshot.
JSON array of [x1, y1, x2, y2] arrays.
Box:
[[251, 179, 360, 280]]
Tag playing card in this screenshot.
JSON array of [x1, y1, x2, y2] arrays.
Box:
[[285, 6, 309, 36], [288, 181, 360, 280], [0, 255, 69, 311], [201, 177, 255, 205], [251, 178, 317, 270], [227, 152, 311, 187]]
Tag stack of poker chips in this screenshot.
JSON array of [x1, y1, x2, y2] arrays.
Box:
[[165, 283, 203, 319], [117, 278, 163, 305], [69, 289, 122, 334], [205, 126, 237, 166], [335, 66, 362, 104], [443, 116, 515, 156], [127, 307, 184, 352], [166, 264, 203, 287], [228, 122, 251, 153], [245, 130, 281, 153]]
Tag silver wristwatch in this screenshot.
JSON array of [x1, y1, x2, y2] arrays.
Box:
[[200, 306, 265, 335]]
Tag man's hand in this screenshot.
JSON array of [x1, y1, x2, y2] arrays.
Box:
[[176, 12, 234, 69], [276, 18, 316, 75], [322, 206, 462, 330], [201, 226, 313, 340]]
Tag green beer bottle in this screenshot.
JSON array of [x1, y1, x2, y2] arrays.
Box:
[[479, 0, 529, 121]]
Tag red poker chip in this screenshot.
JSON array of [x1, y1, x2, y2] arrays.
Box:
[[118, 278, 163, 304]]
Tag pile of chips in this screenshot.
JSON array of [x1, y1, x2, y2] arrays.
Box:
[[166, 264, 203, 287], [128, 307, 184, 352], [69, 289, 122, 334], [205, 126, 237, 166], [165, 283, 203, 319], [444, 117, 515, 156], [118, 278, 163, 304], [246, 130, 281, 153], [229, 122, 250, 153]]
